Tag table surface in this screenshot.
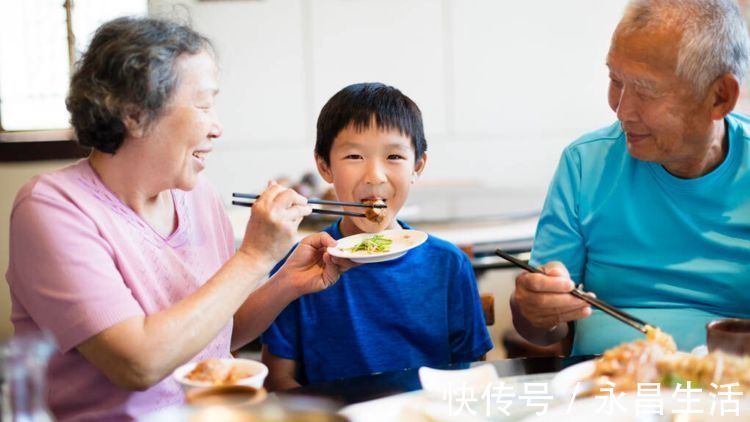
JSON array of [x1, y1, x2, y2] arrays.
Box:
[[280, 356, 594, 408]]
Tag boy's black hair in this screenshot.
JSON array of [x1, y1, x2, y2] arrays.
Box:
[[315, 82, 427, 165]]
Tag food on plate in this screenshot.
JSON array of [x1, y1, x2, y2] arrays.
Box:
[[582, 326, 750, 396], [585, 326, 676, 395], [363, 199, 386, 223], [185, 358, 255, 385], [344, 234, 393, 254], [657, 351, 750, 390]]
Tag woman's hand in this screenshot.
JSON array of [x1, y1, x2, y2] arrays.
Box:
[[512, 261, 591, 330], [239, 181, 312, 264], [275, 232, 358, 295]]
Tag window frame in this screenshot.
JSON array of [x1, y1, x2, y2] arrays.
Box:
[[1, 0, 83, 162]]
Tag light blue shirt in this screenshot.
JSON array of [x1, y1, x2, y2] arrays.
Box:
[[531, 113, 750, 355]]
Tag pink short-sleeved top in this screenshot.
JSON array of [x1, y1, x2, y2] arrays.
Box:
[[6, 159, 236, 421]]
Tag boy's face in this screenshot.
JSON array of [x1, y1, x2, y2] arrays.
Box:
[[316, 123, 426, 235]]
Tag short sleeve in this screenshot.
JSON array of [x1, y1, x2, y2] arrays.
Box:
[[259, 253, 301, 359], [447, 252, 493, 362], [7, 193, 144, 353], [530, 146, 587, 283], [260, 298, 301, 360]]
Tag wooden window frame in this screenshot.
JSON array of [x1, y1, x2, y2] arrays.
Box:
[[0, 0, 89, 162]]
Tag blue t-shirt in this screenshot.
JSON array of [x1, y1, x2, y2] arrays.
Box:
[[531, 113, 750, 355], [261, 220, 493, 384]]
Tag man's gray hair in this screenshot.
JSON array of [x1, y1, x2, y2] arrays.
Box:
[[620, 0, 750, 96]]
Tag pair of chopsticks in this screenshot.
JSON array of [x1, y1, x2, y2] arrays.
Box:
[[231, 193, 386, 219], [494, 249, 649, 334]]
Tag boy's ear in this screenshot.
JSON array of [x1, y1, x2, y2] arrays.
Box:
[[315, 154, 334, 183], [412, 153, 428, 183]]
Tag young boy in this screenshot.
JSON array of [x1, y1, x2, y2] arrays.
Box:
[[261, 83, 492, 390]]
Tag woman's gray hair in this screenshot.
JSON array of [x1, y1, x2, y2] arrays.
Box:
[[66, 17, 213, 153], [619, 0, 750, 96]]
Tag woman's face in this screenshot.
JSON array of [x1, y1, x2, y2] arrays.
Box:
[[139, 51, 223, 191]]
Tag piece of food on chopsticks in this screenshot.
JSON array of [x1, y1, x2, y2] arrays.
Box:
[[645, 325, 677, 352], [363, 199, 386, 223], [344, 234, 393, 254]]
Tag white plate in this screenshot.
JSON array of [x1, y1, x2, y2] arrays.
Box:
[[327, 229, 428, 263], [522, 392, 750, 422], [550, 361, 595, 399], [339, 391, 486, 422], [171, 358, 269, 392], [551, 350, 711, 399], [547, 359, 750, 421]]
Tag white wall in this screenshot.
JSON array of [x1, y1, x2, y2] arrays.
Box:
[[151, 0, 627, 200], [0, 1, 628, 341]]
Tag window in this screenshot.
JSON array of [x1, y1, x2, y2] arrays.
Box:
[[0, 0, 147, 133]]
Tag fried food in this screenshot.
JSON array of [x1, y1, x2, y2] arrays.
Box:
[[583, 326, 749, 396], [586, 327, 675, 394], [645, 325, 677, 352], [185, 359, 255, 385], [363, 199, 386, 223], [658, 351, 750, 391]]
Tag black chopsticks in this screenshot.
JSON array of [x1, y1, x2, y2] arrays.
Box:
[[231, 192, 388, 219], [231, 200, 367, 218], [232, 193, 387, 209], [494, 249, 649, 334]]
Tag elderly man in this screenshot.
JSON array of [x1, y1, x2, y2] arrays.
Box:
[[512, 0, 750, 355]]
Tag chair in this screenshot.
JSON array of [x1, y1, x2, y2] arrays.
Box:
[[501, 327, 573, 358], [480, 293, 495, 326]]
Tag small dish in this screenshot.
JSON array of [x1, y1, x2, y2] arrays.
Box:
[[172, 358, 269, 393], [707, 318, 750, 356], [185, 384, 267, 406], [327, 229, 428, 264]]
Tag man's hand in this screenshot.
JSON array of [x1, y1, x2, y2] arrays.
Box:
[[276, 232, 358, 295], [512, 261, 591, 330]]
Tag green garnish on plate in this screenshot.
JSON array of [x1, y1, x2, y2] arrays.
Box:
[[661, 373, 700, 388], [345, 234, 393, 254]]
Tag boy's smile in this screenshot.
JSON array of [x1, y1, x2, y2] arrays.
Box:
[[316, 122, 426, 237]]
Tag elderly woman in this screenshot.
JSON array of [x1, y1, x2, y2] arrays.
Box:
[[6, 17, 353, 420]]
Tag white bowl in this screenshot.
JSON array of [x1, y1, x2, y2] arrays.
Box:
[[172, 358, 269, 393]]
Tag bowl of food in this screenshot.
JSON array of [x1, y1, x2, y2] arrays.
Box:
[[173, 358, 269, 393], [185, 384, 267, 407]]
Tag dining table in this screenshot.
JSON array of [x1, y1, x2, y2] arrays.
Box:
[[271, 354, 750, 421], [265, 355, 598, 422], [281, 355, 594, 407]]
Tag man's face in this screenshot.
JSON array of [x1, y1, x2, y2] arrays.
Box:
[[316, 123, 425, 235], [607, 25, 715, 169]]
